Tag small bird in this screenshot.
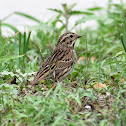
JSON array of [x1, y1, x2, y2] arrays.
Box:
[[32, 32, 82, 85]]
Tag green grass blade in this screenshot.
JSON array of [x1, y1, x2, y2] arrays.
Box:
[[120, 34, 126, 53], [1, 13, 14, 22], [0, 55, 24, 62], [121, 12, 126, 53], [23, 32, 26, 55], [0, 41, 7, 56], [123, 12, 126, 49], [114, 57, 125, 78], [107, 0, 112, 15], [15, 33, 18, 55], [98, 36, 100, 90], [14, 33, 19, 68], [0, 20, 2, 39], [2, 23, 19, 32], [22, 32, 26, 72], [18, 32, 22, 68], [14, 12, 41, 23], [26, 31, 31, 52], [18, 32, 22, 55], [84, 34, 88, 88]]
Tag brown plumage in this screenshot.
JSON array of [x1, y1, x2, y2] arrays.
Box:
[[32, 32, 82, 85]]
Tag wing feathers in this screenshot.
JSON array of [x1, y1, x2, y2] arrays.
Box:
[[32, 47, 74, 84]]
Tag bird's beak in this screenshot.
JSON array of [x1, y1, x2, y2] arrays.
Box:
[[77, 35, 82, 38]]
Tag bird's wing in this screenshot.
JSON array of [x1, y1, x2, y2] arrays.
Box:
[[32, 48, 74, 84]]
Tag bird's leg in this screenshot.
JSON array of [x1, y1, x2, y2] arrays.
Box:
[[51, 79, 57, 90]]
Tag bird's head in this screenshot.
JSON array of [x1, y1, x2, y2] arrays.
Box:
[[57, 32, 82, 48]]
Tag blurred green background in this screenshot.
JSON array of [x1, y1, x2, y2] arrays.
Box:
[[0, 0, 126, 126]]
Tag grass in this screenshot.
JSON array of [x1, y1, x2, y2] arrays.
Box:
[[0, 1, 126, 126]]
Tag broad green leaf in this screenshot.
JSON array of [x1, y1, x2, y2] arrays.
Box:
[[87, 7, 103, 11], [48, 9, 62, 14], [61, 3, 67, 10], [75, 95, 81, 106], [59, 25, 65, 32], [52, 15, 61, 26], [69, 3, 76, 11], [84, 93, 96, 99], [111, 3, 122, 10], [16, 112, 28, 118], [70, 11, 94, 15]]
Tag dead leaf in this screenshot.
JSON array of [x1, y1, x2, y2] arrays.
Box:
[[91, 56, 96, 61], [77, 56, 85, 63], [120, 78, 124, 83], [107, 66, 111, 72], [71, 81, 78, 88], [77, 56, 96, 64], [93, 82, 107, 89]]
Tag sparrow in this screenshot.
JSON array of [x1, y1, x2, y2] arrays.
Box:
[[32, 32, 82, 85]]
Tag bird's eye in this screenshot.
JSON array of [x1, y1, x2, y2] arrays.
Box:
[[70, 35, 73, 38]]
